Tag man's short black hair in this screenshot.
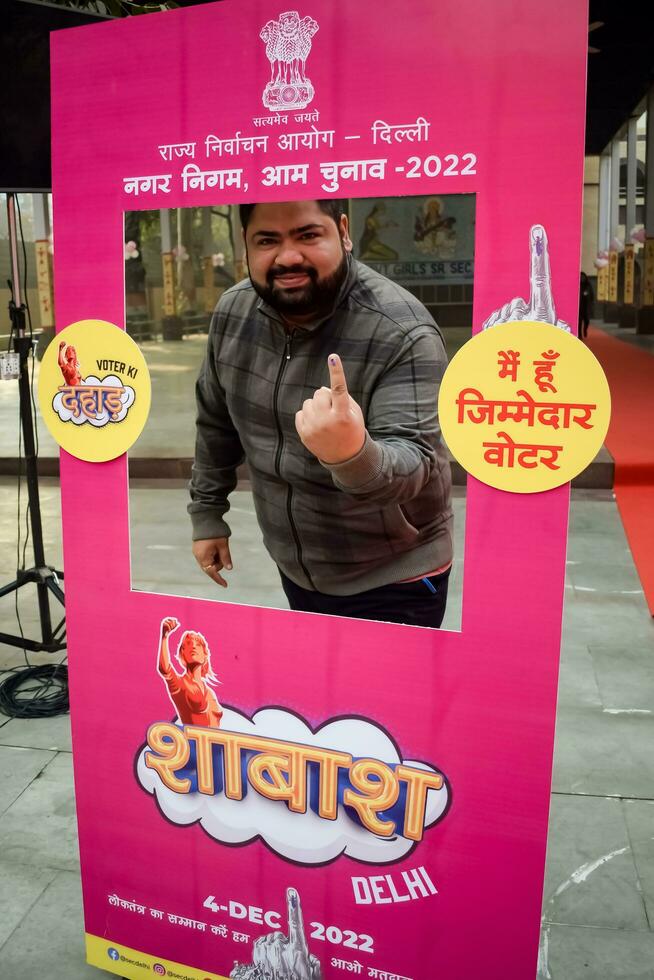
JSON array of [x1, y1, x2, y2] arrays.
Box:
[[239, 200, 344, 232]]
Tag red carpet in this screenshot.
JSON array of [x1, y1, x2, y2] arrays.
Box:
[[587, 326, 654, 615]]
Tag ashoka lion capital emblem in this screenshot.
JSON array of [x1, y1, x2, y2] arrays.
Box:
[[260, 10, 319, 112]]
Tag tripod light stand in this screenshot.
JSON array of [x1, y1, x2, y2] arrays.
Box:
[[0, 192, 65, 654]]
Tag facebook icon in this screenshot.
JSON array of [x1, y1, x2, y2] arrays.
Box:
[[107, 948, 120, 961]]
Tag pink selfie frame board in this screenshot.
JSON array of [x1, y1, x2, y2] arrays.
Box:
[[51, 3, 587, 979]]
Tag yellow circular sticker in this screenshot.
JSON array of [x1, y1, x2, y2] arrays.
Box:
[[438, 322, 611, 493], [38, 320, 151, 462]]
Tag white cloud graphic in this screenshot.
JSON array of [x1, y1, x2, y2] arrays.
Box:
[[52, 374, 135, 427], [136, 707, 449, 865]]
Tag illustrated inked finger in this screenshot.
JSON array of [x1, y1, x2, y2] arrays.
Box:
[[528, 224, 556, 323], [286, 887, 305, 950]]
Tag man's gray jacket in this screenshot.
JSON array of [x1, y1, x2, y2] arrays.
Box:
[[188, 258, 453, 595]]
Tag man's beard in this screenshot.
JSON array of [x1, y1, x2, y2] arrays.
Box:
[[250, 248, 349, 317]]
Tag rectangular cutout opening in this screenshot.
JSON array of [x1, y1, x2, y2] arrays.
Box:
[[126, 194, 474, 630]]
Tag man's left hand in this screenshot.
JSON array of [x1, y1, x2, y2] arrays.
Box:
[[295, 354, 366, 464]]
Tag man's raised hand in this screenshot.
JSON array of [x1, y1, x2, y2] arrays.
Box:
[[295, 354, 365, 464], [192, 537, 233, 588], [482, 224, 571, 331]]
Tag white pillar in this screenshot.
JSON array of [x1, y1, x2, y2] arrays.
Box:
[[639, 89, 654, 325], [31, 194, 54, 329], [610, 137, 621, 243], [598, 152, 611, 250], [625, 116, 638, 238], [646, 88, 654, 234], [32, 193, 51, 240]]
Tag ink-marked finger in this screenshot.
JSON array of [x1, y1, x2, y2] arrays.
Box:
[[528, 224, 556, 323], [328, 354, 349, 413]]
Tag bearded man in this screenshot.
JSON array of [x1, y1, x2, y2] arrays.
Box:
[[188, 199, 452, 629]]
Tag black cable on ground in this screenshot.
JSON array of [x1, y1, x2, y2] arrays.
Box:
[[0, 663, 69, 719]]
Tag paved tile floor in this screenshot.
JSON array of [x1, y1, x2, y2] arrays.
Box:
[[0, 475, 653, 979]]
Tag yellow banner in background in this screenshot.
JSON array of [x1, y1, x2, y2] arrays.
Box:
[[644, 239, 654, 307], [35, 240, 55, 328], [608, 251, 618, 303], [624, 244, 635, 305], [597, 263, 608, 302], [162, 252, 176, 316], [86, 934, 229, 980]]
